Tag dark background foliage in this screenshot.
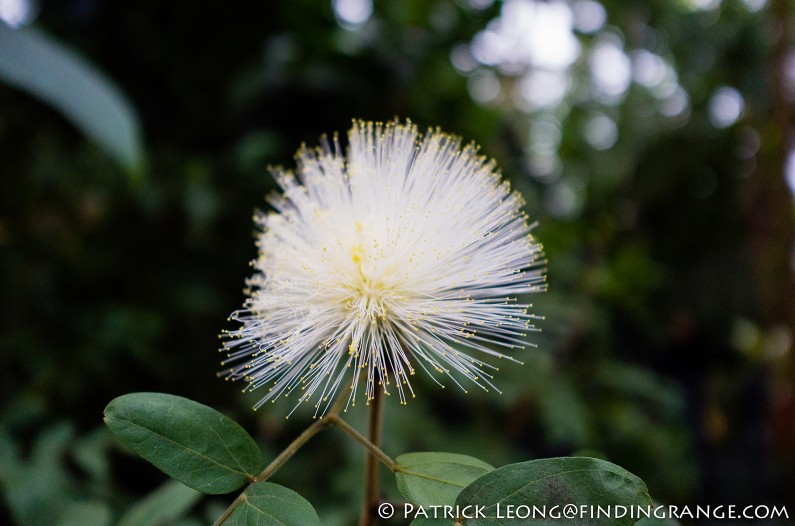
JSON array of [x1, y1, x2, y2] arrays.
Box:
[[1, 0, 794, 524]]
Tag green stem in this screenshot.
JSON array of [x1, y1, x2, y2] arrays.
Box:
[[212, 393, 349, 526], [328, 411, 396, 472], [212, 392, 397, 526], [211, 493, 245, 526], [357, 389, 385, 526], [253, 417, 332, 483]]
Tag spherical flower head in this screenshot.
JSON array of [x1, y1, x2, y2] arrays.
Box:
[[221, 120, 545, 417]]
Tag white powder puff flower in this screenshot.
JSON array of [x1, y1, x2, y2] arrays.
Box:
[[221, 120, 545, 416]]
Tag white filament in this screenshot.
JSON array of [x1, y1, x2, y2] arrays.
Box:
[[221, 120, 545, 417]]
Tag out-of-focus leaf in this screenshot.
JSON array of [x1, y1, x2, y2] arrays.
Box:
[[103, 393, 262, 494], [118, 479, 202, 526], [456, 457, 652, 526], [56, 501, 112, 526], [72, 427, 111, 483], [0, 426, 21, 481], [0, 423, 73, 526], [0, 22, 144, 173], [395, 452, 494, 507], [224, 482, 320, 526]]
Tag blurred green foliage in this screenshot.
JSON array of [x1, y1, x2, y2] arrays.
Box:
[[1, 0, 794, 524]]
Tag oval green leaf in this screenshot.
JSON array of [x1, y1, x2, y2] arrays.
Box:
[[457, 457, 652, 526], [103, 392, 262, 494], [396, 452, 494, 507], [225, 482, 320, 526], [118, 479, 202, 526]]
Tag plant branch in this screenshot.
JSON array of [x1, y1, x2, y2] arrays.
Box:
[[358, 389, 385, 526], [328, 411, 396, 472], [212, 391, 397, 526], [212, 493, 245, 526], [213, 392, 350, 526], [254, 391, 350, 483], [253, 418, 332, 483]]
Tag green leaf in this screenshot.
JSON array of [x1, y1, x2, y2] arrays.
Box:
[[72, 427, 112, 483], [0, 23, 144, 173], [103, 392, 263, 494], [1, 423, 74, 525], [635, 518, 681, 526], [634, 501, 681, 526], [118, 479, 202, 526], [396, 452, 494, 507], [411, 518, 454, 526], [225, 482, 321, 526], [457, 457, 652, 526]]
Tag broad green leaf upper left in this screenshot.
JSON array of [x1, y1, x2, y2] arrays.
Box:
[[104, 392, 263, 494]]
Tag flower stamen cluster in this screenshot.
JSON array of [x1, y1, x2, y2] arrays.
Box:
[[221, 120, 545, 417]]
